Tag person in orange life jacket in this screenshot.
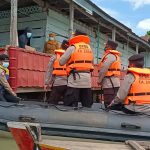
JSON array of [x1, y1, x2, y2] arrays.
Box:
[[108, 54, 150, 114], [0, 54, 20, 103], [59, 30, 94, 108], [44, 40, 69, 104], [98, 40, 121, 108]]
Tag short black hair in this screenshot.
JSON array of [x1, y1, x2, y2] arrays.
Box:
[[129, 54, 144, 68], [74, 30, 87, 36], [0, 54, 9, 61], [105, 40, 118, 50]]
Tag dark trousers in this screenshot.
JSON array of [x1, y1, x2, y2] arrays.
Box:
[[47, 85, 67, 105], [103, 87, 119, 108], [0, 90, 20, 103], [64, 87, 93, 108]]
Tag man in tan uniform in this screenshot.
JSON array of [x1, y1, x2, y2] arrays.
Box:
[[0, 54, 20, 103], [59, 30, 94, 107], [44, 40, 69, 104], [43, 33, 59, 55], [98, 40, 121, 108], [109, 54, 150, 114]]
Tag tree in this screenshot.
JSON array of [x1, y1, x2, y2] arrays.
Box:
[[147, 30, 150, 36], [10, 0, 18, 46]]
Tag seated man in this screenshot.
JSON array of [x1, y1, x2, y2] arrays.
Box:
[[0, 54, 20, 103], [109, 54, 150, 114]]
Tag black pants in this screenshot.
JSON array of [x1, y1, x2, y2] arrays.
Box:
[[103, 87, 119, 108], [64, 87, 93, 108], [47, 85, 67, 105], [0, 90, 20, 103]]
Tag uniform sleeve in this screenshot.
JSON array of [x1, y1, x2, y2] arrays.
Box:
[[98, 54, 116, 83], [45, 55, 56, 85], [43, 42, 47, 53], [59, 46, 75, 66], [114, 73, 135, 103], [0, 71, 16, 96]]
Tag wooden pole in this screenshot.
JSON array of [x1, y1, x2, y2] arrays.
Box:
[[69, 0, 74, 38], [10, 0, 18, 47]]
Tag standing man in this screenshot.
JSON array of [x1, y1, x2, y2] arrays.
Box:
[[59, 30, 94, 108], [0, 54, 20, 103], [109, 54, 150, 114], [43, 33, 60, 55], [98, 40, 121, 108], [44, 40, 68, 104], [18, 27, 32, 48]]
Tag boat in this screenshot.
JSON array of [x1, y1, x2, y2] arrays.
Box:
[[0, 101, 150, 141], [7, 122, 150, 150]]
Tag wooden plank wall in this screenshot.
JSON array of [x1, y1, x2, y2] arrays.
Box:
[[0, 6, 47, 52], [0, 6, 137, 68], [46, 8, 137, 68]]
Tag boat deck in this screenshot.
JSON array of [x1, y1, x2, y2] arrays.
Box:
[[40, 136, 132, 150]]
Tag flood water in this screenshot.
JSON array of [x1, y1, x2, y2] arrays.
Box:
[[0, 131, 18, 150]]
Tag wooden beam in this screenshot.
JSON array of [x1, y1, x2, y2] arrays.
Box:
[[69, 0, 74, 38], [125, 140, 145, 150], [10, 0, 18, 47]]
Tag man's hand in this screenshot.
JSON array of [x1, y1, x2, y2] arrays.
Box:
[[44, 85, 48, 91], [107, 99, 115, 108], [44, 84, 52, 91], [97, 81, 101, 87]]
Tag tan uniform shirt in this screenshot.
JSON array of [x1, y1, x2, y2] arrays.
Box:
[[0, 68, 16, 96], [98, 53, 120, 88], [45, 55, 67, 87], [114, 73, 150, 113], [59, 46, 92, 88], [43, 40, 59, 55]]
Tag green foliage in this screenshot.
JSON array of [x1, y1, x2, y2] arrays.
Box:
[[147, 30, 150, 36]]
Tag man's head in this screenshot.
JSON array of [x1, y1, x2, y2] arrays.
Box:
[[0, 54, 9, 68], [74, 30, 87, 36], [49, 33, 56, 41], [104, 40, 118, 51], [128, 54, 144, 68], [25, 27, 32, 38], [61, 40, 69, 50]]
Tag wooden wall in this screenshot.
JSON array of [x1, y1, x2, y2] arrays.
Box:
[[0, 6, 137, 68], [0, 6, 47, 52]]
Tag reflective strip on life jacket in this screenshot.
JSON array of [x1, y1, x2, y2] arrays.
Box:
[[98, 50, 121, 77], [124, 68, 150, 105]]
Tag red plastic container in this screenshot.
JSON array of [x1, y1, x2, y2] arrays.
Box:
[[8, 47, 51, 92]]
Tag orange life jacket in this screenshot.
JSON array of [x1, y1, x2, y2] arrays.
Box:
[[67, 35, 94, 74], [98, 50, 121, 77], [124, 68, 150, 105], [52, 49, 67, 76]]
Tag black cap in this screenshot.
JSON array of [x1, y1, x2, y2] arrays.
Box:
[[105, 40, 118, 50], [61, 40, 69, 50], [0, 54, 9, 61], [24, 27, 32, 33], [128, 54, 144, 61]]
